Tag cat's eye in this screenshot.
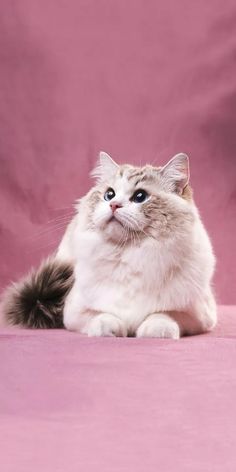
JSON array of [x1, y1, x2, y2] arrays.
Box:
[[104, 187, 116, 201], [131, 189, 149, 203]]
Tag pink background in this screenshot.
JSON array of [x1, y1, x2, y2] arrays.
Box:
[[0, 0, 235, 303]]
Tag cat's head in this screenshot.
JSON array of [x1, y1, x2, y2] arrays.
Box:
[[85, 152, 194, 244]]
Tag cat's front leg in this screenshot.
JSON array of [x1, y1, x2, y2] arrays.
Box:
[[136, 313, 180, 339], [84, 313, 127, 337], [64, 285, 126, 336], [63, 283, 91, 331]]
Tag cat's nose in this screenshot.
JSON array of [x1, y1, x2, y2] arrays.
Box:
[[110, 202, 122, 213]]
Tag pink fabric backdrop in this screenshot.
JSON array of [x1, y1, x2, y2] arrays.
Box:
[[0, 1, 235, 302]]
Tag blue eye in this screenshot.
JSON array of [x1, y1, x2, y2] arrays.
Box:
[[104, 188, 115, 201], [131, 189, 149, 203]]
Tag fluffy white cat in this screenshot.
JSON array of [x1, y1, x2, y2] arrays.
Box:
[[55, 151, 217, 338]]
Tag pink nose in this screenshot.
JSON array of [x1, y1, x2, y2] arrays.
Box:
[[110, 202, 122, 213]]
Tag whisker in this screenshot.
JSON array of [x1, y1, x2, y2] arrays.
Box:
[[26, 239, 60, 254], [42, 212, 75, 226], [123, 214, 155, 240], [50, 205, 75, 212], [115, 227, 127, 253], [27, 222, 70, 241]]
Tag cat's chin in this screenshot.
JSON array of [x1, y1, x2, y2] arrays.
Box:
[[102, 217, 127, 244], [107, 215, 123, 226]]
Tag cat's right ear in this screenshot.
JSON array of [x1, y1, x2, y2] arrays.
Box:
[[159, 153, 190, 194], [91, 151, 119, 182]]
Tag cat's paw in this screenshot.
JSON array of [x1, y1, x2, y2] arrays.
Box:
[[86, 313, 127, 337], [136, 313, 180, 339]]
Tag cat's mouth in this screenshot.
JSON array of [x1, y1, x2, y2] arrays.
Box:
[[107, 215, 124, 227]]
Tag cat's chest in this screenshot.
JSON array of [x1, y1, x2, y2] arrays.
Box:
[[77, 234, 160, 283], [78, 245, 150, 288], [74, 235, 167, 316]]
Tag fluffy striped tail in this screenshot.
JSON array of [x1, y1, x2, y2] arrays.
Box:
[[2, 258, 74, 328]]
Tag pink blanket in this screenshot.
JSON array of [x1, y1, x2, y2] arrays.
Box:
[[1, 306, 236, 471]]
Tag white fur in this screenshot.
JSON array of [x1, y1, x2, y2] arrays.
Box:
[[57, 153, 217, 338]]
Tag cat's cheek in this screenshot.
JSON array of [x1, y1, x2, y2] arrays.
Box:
[[92, 204, 111, 229]]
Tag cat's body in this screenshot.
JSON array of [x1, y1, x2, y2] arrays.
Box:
[[2, 152, 217, 338], [56, 152, 216, 338]]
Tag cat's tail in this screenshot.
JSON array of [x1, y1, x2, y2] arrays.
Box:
[[1, 258, 74, 328]]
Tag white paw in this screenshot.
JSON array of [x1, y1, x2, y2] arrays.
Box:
[[86, 313, 127, 337], [136, 314, 180, 339]]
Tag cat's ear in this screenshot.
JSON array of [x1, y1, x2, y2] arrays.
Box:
[[91, 151, 119, 182], [160, 153, 190, 194]]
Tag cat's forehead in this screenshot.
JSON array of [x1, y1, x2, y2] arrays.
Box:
[[112, 164, 161, 191]]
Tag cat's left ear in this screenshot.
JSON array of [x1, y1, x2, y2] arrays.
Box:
[[91, 151, 119, 182], [160, 153, 190, 194]]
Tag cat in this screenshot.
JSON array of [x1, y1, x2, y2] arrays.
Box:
[[2, 151, 217, 338]]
